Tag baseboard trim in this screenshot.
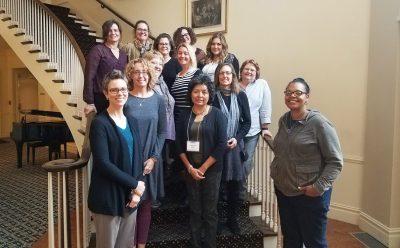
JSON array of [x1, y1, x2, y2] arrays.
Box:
[[359, 211, 400, 247], [328, 202, 360, 225]]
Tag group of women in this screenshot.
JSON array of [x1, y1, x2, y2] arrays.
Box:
[[84, 18, 343, 248]]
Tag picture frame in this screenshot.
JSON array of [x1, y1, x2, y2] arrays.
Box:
[[186, 0, 227, 36]]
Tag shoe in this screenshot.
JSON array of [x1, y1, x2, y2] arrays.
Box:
[[151, 200, 162, 209]]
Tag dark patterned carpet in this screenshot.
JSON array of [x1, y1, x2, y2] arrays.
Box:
[[0, 139, 77, 248]]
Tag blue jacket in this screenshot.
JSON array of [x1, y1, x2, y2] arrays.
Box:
[[88, 111, 143, 217]]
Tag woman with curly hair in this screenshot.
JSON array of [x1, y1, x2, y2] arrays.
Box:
[[173, 26, 206, 69], [124, 58, 166, 248]]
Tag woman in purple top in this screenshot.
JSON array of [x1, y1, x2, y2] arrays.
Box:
[[83, 19, 128, 115]]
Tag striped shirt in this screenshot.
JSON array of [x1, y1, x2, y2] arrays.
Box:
[[170, 68, 201, 108]]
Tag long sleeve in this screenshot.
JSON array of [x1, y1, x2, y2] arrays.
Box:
[[235, 91, 251, 141], [231, 54, 240, 76], [259, 79, 272, 124], [83, 45, 101, 104], [209, 109, 228, 160], [151, 97, 167, 161], [313, 121, 343, 194], [90, 118, 138, 189]]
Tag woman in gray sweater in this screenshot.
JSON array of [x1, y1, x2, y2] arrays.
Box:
[[269, 78, 343, 248]]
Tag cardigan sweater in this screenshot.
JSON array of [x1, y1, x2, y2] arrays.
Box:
[[88, 111, 143, 217], [175, 107, 227, 173]]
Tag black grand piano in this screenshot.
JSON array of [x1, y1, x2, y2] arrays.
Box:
[[10, 109, 74, 168]]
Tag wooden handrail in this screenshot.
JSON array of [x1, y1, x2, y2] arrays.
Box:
[[34, 0, 86, 70], [95, 0, 155, 40]]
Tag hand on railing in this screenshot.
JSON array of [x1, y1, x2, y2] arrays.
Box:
[[261, 130, 274, 151], [84, 104, 97, 116]]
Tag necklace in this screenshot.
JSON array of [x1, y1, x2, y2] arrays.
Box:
[[192, 105, 208, 116], [136, 97, 147, 106]]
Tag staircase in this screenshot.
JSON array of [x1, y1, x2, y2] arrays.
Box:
[[43, 3, 101, 57], [1, 1, 280, 247], [0, 0, 88, 154]]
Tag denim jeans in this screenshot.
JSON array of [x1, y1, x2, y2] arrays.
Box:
[[242, 134, 260, 177], [186, 171, 222, 248], [275, 188, 332, 248]]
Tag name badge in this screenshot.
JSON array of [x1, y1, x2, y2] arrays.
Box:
[[187, 141, 200, 152]]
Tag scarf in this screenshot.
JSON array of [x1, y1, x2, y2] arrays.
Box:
[[216, 90, 240, 138]]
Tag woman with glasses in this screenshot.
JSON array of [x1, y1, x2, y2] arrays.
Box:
[[212, 63, 250, 234], [153, 33, 181, 89], [238, 59, 272, 199], [269, 78, 343, 248], [175, 74, 227, 248], [202, 32, 239, 80], [88, 70, 145, 248], [173, 27, 206, 69], [124, 58, 166, 248], [83, 19, 128, 115], [121, 20, 153, 61]]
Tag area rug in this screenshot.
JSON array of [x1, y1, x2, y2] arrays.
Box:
[[0, 139, 78, 248]]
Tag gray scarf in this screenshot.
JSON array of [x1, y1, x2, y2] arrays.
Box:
[[216, 90, 239, 138]]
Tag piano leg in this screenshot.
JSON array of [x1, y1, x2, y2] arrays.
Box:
[[14, 141, 23, 168]]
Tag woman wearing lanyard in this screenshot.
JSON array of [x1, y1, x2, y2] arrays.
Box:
[[175, 74, 227, 248]]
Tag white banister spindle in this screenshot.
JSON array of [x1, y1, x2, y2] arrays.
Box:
[[47, 172, 55, 248], [75, 170, 81, 248]]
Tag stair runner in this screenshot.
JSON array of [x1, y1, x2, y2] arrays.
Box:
[[44, 4, 100, 57]]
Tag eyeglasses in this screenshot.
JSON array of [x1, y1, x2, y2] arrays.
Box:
[[108, 87, 128, 95], [136, 28, 148, 33], [284, 90, 307, 97], [219, 71, 232, 75], [181, 33, 190, 38], [133, 70, 148, 76], [159, 42, 170, 47]]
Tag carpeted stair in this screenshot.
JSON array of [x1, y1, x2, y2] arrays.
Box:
[[44, 4, 101, 57], [146, 198, 264, 248]]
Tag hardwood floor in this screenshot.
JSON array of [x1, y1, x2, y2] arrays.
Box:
[[327, 219, 365, 248], [32, 218, 365, 247]]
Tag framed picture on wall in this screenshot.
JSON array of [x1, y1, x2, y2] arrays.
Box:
[[186, 0, 227, 36]]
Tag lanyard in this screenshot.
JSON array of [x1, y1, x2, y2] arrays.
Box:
[[187, 111, 202, 141]]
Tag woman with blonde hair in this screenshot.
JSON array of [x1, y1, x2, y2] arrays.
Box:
[[170, 43, 203, 122], [124, 58, 166, 248], [202, 32, 239, 80]]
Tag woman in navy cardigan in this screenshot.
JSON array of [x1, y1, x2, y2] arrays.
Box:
[[88, 70, 145, 247], [175, 74, 227, 248]]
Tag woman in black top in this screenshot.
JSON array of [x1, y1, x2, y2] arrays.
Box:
[[212, 63, 251, 234], [175, 74, 227, 248]]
